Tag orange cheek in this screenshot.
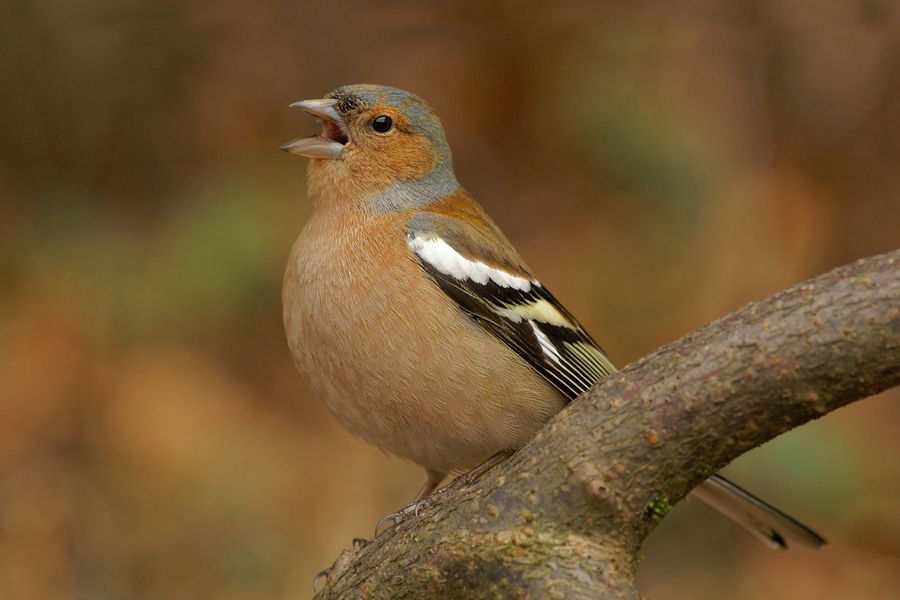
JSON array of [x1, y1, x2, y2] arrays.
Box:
[[341, 136, 435, 192], [305, 135, 437, 206], [384, 135, 434, 181]]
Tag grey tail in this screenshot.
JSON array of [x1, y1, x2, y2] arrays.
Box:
[[689, 474, 827, 549]]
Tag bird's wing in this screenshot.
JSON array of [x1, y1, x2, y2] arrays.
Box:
[[406, 211, 616, 401], [406, 213, 827, 550]]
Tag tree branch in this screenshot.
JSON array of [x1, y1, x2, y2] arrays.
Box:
[[316, 249, 900, 600]]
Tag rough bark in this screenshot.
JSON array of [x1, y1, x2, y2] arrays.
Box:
[[315, 249, 900, 600]]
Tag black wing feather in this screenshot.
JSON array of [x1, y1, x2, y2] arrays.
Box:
[[416, 256, 615, 401]]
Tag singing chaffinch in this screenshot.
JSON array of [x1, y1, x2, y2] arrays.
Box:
[[280, 84, 824, 549]]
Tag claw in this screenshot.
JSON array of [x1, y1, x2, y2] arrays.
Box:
[[313, 567, 332, 593], [375, 502, 418, 536], [352, 537, 368, 549], [375, 511, 401, 536]]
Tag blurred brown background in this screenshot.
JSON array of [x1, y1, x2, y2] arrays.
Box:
[[1, 1, 900, 598]]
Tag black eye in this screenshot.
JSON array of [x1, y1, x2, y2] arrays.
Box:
[[372, 115, 393, 133]]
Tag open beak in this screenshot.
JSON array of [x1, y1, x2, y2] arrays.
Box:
[[280, 99, 349, 159]]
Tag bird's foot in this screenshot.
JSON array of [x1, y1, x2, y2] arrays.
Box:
[[371, 456, 512, 539]]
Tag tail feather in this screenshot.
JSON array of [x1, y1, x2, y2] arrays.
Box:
[[689, 474, 826, 549]]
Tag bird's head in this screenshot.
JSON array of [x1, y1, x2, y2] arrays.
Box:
[[282, 84, 458, 211]]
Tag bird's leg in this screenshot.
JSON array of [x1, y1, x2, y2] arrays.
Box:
[[414, 475, 442, 502], [413, 450, 515, 517], [374, 469, 445, 536], [465, 450, 514, 482]]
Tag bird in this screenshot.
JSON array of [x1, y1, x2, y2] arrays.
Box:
[[280, 84, 825, 549]]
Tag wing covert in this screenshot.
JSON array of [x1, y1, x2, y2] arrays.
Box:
[[406, 211, 616, 401]]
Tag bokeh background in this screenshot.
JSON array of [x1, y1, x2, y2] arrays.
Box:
[[2, 1, 900, 598]]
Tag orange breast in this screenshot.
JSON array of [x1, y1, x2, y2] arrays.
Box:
[[282, 202, 565, 476]]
